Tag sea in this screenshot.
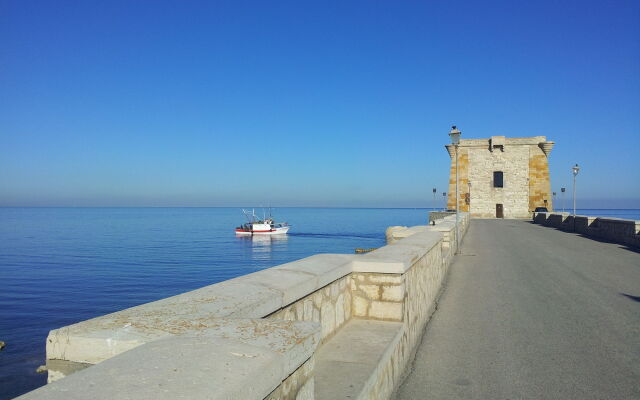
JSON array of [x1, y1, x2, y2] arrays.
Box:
[[1, 207, 638, 399]]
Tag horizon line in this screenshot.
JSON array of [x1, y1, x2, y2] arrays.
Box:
[[1, 206, 639, 210]]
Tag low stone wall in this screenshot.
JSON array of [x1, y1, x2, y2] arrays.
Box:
[[351, 272, 404, 321], [268, 274, 351, 343], [17, 213, 470, 400], [428, 211, 455, 224], [533, 212, 640, 248], [387, 213, 468, 257]]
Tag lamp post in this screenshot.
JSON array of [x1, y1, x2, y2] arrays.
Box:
[[552, 192, 556, 211], [442, 192, 447, 211], [561, 187, 566, 212], [572, 164, 580, 216], [449, 125, 461, 254], [432, 188, 437, 211]]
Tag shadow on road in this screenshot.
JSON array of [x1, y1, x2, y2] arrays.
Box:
[[621, 293, 640, 303], [526, 221, 640, 254]]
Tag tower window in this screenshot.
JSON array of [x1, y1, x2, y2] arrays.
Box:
[[493, 171, 504, 188]]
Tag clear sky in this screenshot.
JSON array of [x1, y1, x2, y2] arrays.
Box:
[[1, 0, 638, 208]]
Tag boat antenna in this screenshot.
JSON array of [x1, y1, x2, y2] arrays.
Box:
[[242, 209, 253, 223]]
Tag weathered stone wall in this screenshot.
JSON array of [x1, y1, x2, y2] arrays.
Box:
[[428, 211, 455, 224], [268, 275, 351, 343], [266, 357, 315, 400], [446, 136, 554, 218], [402, 238, 445, 354], [533, 212, 640, 248], [528, 146, 553, 212], [351, 273, 404, 321], [447, 147, 469, 212], [468, 144, 530, 218], [19, 213, 472, 400], [352, 219, 452, 400], [20, 320, 321, 400]]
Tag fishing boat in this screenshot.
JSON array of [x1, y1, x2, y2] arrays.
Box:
[[235, 209, 290, 235]]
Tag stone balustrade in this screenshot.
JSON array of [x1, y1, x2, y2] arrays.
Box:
[[17, 212, 470, 400], [533, 212, 639, 248]]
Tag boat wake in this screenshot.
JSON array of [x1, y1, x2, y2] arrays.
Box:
[[288, 232, 382, 240]]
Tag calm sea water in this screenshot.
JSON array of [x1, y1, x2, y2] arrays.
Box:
[[1, 207, 638, 399], [0, 207, 433, 399]]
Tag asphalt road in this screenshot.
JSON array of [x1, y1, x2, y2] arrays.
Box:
[[394, 219, 640, 400]]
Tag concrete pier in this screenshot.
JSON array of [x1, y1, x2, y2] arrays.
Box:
[[15, 212, 639, 399], [16, 214, 469, 400], [395, 219, 640, 399]]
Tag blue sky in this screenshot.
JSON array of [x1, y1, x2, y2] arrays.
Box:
[[1, 0, 638, 208]]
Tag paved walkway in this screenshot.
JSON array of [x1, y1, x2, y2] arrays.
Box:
[[394, 219, 640, 399]]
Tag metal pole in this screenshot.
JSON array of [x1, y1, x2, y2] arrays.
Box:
[[432, 188, 436, 212], [573, 174, 576, 216], [455, 144, 459, 254]]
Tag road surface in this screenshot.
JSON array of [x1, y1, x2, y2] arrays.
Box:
[[394, 219, 640, 399]]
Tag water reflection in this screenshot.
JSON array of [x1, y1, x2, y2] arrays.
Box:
[[236, 235, 289, 261]]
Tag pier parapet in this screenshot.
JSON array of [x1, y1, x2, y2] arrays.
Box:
[[533, 212, 640, 248], [17, 214, 469, 400]]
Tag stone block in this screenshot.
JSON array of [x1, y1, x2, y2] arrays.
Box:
[[47, 318, 319, 375], [330, 282, 339, 299], [368, 274, 403, 284], [274, 254, 354, 289], [351, 232, 441, 274], [313, 292, 323, 308], [314, 320, 403, 400], [46, 281, 284, 365], [303, 299, 313, 320], [27, 319, 321, 400], [296, 378, 314, 400], [335, 294, 345, 327], [390, 226, 430, 241], [381, 285, 405, 302], [24, 336, 284, 400], [234, 269, 318, 306], [353, 295, 369, 317], [294, 302, 304, 320], [369, 302, 403, 321], [359, 284, 380, 300], [385, 226, 408, 244], [320, 302, 335, 338], [344, 291, 352, 319]]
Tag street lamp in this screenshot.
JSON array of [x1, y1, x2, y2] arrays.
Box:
[[572, 164, 580, 216], [449, 125, 461, 254], [432, 188, 437, 211], [561, 187, 566, 212], [442, 192, 447, 211]]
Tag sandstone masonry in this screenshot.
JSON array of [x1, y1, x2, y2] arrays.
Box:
[[446, 136, 554, 218]]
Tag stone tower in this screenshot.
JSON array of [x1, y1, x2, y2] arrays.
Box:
[[445, 133, 554, 218]]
